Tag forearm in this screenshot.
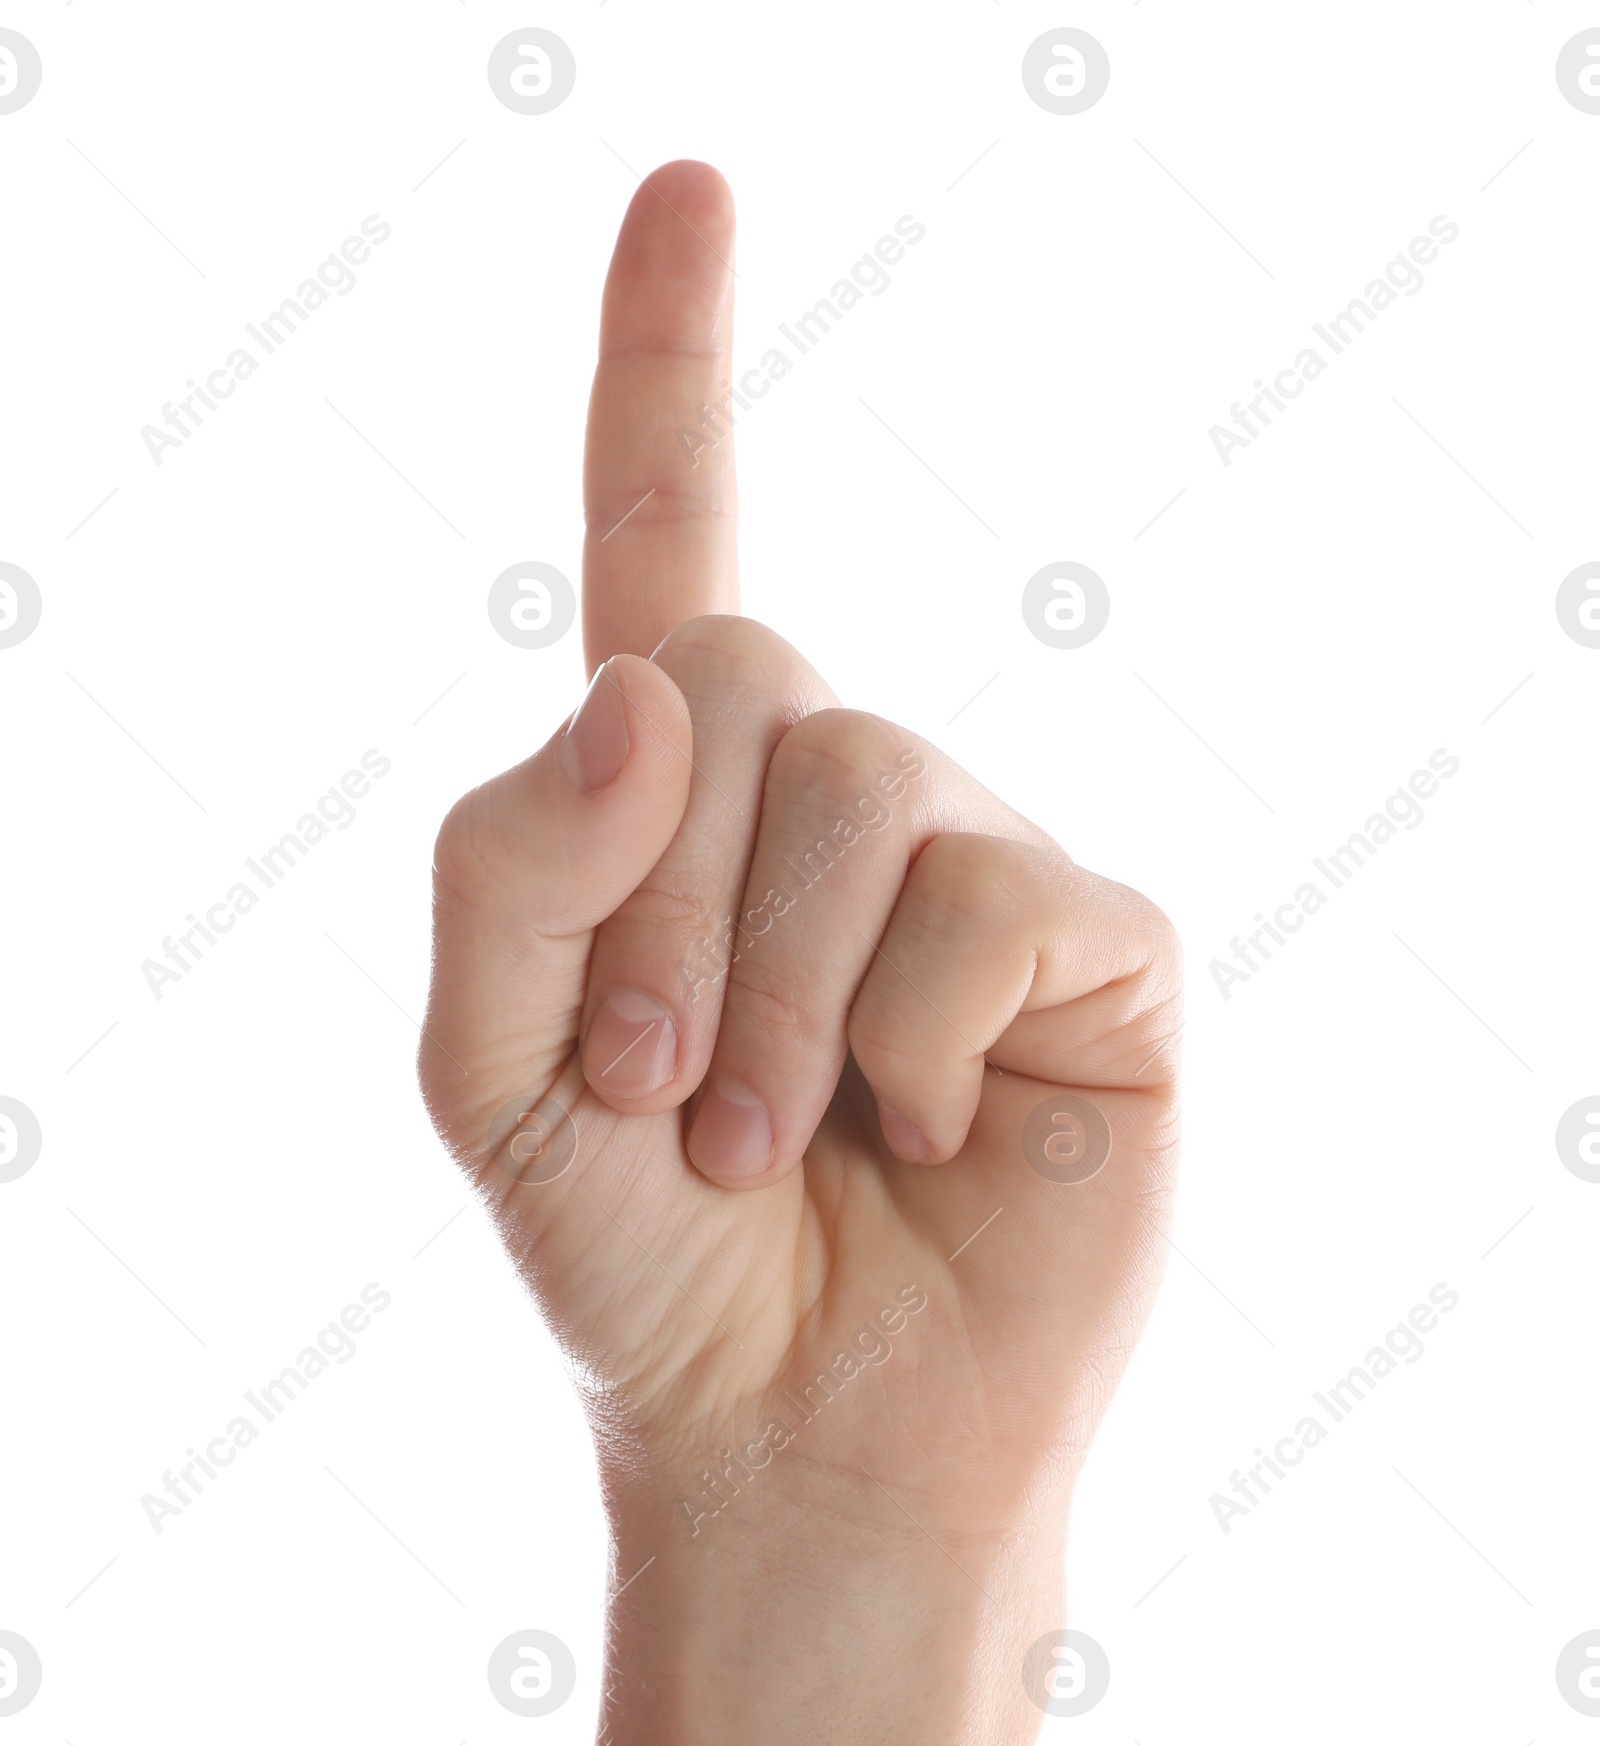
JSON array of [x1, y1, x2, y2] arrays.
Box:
[[596, 1477, 1069, 1745]]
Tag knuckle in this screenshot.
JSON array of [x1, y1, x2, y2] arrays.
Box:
[[1144, 899, 1183, 967], [609, 863, 731, 948], [653, 612, 762, 678], [724, 962, 816, 1047], [615, 874, 713, 934], [909, 834, 1033, 933], [768, 708, 908, 809], [1143, 911, 1185, 1005], [1110, 880, 1183, 981], [846, 1001, 926, 1081], [431, 787, 506, 907], [651, 614, 804, 703], [587, 481, 733, 542]]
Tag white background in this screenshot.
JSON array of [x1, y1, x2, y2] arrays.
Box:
[[2, 3, 1597, 1740]]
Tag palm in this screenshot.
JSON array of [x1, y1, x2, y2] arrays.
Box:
[[425, 963, 1176, 1530]]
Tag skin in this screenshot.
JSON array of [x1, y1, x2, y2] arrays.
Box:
[[420, 161, 1182, 1744]]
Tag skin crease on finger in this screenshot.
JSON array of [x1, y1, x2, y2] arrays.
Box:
[[418, 159, 1181, 1746]]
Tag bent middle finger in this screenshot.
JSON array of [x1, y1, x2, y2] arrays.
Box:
[[685, 707, 1041, 1185]]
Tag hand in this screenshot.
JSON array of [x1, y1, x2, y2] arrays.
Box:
[[420, 161, 1182, 1745]]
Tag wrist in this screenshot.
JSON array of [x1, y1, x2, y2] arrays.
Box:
[[595, 1468, 1069, 1745]]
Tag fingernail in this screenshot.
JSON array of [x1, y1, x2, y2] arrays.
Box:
[[559, 660, 629, 793], [689, 1078, 773, 1180], [877, 1102, 929, 1162], [587, 991, 677, 1098]]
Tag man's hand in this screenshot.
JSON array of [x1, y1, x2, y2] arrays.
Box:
[[420, 161, 1181, 1745]]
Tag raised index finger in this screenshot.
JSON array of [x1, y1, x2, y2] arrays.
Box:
[[582, 160, 739, 672]]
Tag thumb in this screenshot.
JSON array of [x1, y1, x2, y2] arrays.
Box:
[[420, 654, 692, 1157]]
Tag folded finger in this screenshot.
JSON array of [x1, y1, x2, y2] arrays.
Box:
[[578, 615, 834, 1111], [684, 710, 1014, 1186], [847, 835, 1180, 1164]]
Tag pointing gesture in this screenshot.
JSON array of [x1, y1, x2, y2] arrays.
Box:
[[582, 159, 739, 663], [421, 161, 1181, 1744]]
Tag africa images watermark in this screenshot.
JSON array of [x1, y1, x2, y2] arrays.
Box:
[[1211, 748, 1459, 1001], [1210, 1282, 1459, 1534], [140, 216, 392, 466], [683, 748, 929, 1003], [675, 215, 926, 468], [1209, 215, 1460, 466], [678, 1284, 929, 1536], [140, 749, 391, 999], [140, 1283, 391, 1534]]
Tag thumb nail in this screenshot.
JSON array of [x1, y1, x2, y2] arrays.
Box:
[[559, 660, 630, 793]]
